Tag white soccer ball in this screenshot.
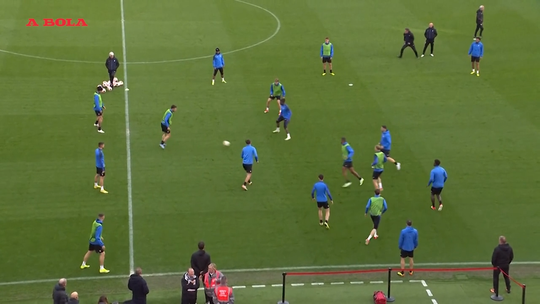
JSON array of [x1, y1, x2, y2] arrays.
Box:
[[223, 141, 230, 146]]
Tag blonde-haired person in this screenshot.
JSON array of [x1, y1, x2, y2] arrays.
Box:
[[371, 145, 387, 191], [204, 263, 224, 304]]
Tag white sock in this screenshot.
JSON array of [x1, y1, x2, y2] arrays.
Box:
[[81, 262, 86, 266], [472, 69, 475, 72], [367, 235, 372, 240], [276, 127, 280, 130], [477, 70, 479, 73], [100, 265, 104, 270], [101, 186, 104, 190], [374, 229, 378, 237], [94, 183, 98, 187], [379, 183, 382, 189], [222, 77, 224, 80]]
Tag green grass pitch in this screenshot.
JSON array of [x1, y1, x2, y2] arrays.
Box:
[[1, 0, 540, 302]]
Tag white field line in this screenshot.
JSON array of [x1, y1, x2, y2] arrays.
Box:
[[422, 280, 438, 304], [1, 261, 538, 286]]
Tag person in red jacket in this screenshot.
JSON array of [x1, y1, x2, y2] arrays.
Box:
[[213, 277, 234, 304]]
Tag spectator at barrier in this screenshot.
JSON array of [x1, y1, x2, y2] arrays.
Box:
[[491, 235, 514, 294], [98, 295, 109, 304], [181, 268, 200, 304], [52, 278, 68, 304], [397, 220, 418, 277], [68, 292, 79, 304], [204, 263, 224, 304], [127, 267, 149, 304], [213, 276, 234, 304], [191, 241, 211, 281]]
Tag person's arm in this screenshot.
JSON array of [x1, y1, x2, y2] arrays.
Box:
[[253, 147, 259, 162], [95, 226, 104, 246], [411, 33, 415, 42], [424, 29, 428, 38], [414, 231, 418, 249], [128, 277, 133, 291], [365, 198, 372, 214], [326, 185, 333, 202], [371, 154, 378, 167], [311, 185, 316, 199], [443, 170, 448, 182], [320, 44, 323, 57], [398, 231, 403, 249], [270, 84, 274, 96], [383, 155, 388, 163], [509, 248, 514, 263], [230, 289, 235, 304], [221, 56, 225, 67], [281, 85, 286, 97], [427, 170, 434, 187], [115, 58, 120, 69], [194, 277, 200, 289], [434, 29, 438, 38], [491, 248, 497, 266], [468, 44, 473, 55], [143, 280, 149, 295], [347, 146, 354, 159], [382, 199, 388, 214], [330, 44, 334, 58], [181, 276, 188, 290], [105, 59, 108, 68], [480, 44, 484, 57]]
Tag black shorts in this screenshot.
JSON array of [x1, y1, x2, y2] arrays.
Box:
[[317, 202, 329, 209], [431, 187, 443, 195], [88, 244, 104, 253], [276, 116, 290, 128], [161, 123, 170, 134], [381, 149, 390, 157], [322, 57, 332, 63], [269, 95, 283, 101], [370, 215, 381, 229], [342, 161, 353, 168], [471, 56, 480, 62], [108, 70, 116, 77], [400, 250, 414, 258], [372, 171, 383, 179], [96, 167, 105, 177], [213, 67, 223, 73], [243, 164, 252, 173], [95, 110, 102, 116]]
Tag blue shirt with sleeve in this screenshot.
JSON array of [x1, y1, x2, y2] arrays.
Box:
[[371, 153, 388, 172], [343, 142, 354, 162], [311, 181, 333, 202], [427, 165, 448, 188], [399, 226, 418, 251], [280, 104, 292, 120], [380, 130, 392, 150], [270, 83, 286, 97], [93, 92, 103, 112], [95, 148, 105, 169], [90, 219, 105, 246], [364, 194, 388, 214], [468, 41, 484, 57], [213, 53, 224, 68], [320, 43, 334, 57], [241, 144, 258, 164], [162, 111, 172, 128]]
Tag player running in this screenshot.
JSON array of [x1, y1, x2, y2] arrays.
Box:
[[160, 105, 177, 149], [80, 213, 110, 273], [94, 142, 108, 194], [241, 139, 259, 191], [372, 145, 387, 191], [365, 189, 388, 245], [273, 99, 291, 140], [427, 159, 448, 211], [341, 137, 364, 187], [264, 78, 286, 114], [93, 85, 106, 133], [311, 174, 333, 229], [379, 125, 401, 170]]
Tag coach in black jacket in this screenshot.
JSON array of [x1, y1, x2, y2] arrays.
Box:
[[105, 52, 120, 89], [128, 268, 149, 304], [181, 268, 200, 304], [491, 236, 514, 295], [474, 5, 484, 38], [398, 28, 418, 58], [422, 23, 438, 57], [191, 241, 211, 280]]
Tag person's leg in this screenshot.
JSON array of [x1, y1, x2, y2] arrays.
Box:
[[265, 97, 273, 112], [318, 207, 323, 224], [324, 207, 330, 222], [502, 267, 511, 292], [409, 257, 414, 273], [430, 41, 434, 54], [422, 41, 429, 55], [474, 24, 480, 37], [81, 250, 92, 265], [399, 44, 407, 57], [479, 24, 484, 37], [411, 44, 418, 57], [492, 269, 501, 294]]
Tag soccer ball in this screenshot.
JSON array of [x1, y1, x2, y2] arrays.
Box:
[[223, 141, 230, 146]]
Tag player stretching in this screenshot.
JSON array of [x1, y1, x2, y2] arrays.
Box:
[[273, 99, 291, 140], [311, 174, 333, 229], [379, 126, 401, 170], [80, 213, 110, 273], [372, 145, 388, 191], [264, 78, 286, 114], [211, 48, 226, 85], [160, 105, 177, 149], [241, 139, 258, 191], [94, 142, 108, 194], [365, 189, 387, 245], [93, 85, 106, 133], [427, 159, 448, 211], [341, 137, 364, 187]]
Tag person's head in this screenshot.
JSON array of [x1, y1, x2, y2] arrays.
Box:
[[475, 37, 481, 43], [171, 105, 177, 112], [280, 99, 286, 106], [108, 51, 114, 58], [341, 137, 346, 144], [434, 159, 441, 167], [325, 37, 329, 43], [98, 295, 109, 304], [374, 189, 381, 196], [98, 142, 105, 149], [188, 268, 195, 276], [215, 47, 220, 54], [274, 78, 280, 85], [479, 5, 484, 11], [499, 236, 507, 245], [198, 241, 205, 250], [59, 278, 67, 287], [318, 174, 324, 181], [97, 85, 105, 93], [375, 144, 383, 151], [404, 28, 410, 34], [406, 220, 413, 226], [98, 213, 105, 221], [429, 22, 434, 28], [70, 292, 78, 300], [208, 263, 216, 273], [381, 125, 388, 132], [220, 276, 228, 286], [245, 139, 251, 145], [135, 267, 142, 275]]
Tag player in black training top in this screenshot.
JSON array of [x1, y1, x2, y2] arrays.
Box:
[[474, 5, 484, 38], [398, 28, 418, 58]]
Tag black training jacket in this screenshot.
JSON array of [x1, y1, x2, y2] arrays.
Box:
[[403, 32, 415, 44], [491, 243, 514, 268], [476, 9, 483, 24], [424, 28, 438, 40], [105, 57, 120, 71], [191, 249, 211, 276]]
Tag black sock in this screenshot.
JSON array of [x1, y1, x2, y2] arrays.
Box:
[[160, 141, 164, 145], [394, 162, 398, 165], [431, 201, 435, 207], [243, 182, 247, 186], [98, 127, 102, 131], [358, 176, 363, 180], [248, 179, 251, 183], [323, 69, 326, 73], [325, 220, 328, 223], [319, 220, 323, 223], [330, 70, 333, 73], [95, 120, 99, 124]]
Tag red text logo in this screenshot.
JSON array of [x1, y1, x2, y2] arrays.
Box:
[[26, 19, 88, 27]]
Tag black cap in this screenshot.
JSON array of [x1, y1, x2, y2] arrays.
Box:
[[215, 48, 220, 52]]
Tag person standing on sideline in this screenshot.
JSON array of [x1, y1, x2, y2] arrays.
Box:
[[320, 37, 334, 76], [474, 5, 484, 38], [67, 292, 79, 304], [52, 278, 68, 304], [181, 268, 200, 304], [397, 220, 418, 277], [80, 214, 110, 273], [128, 267, 149, 304], [491, 236, 514, 294], [93, 85, 106, 134], [311, 174, 333, 229], [371, 145, 387, 191], [273, 99, 292, 141], [379, 126, 401, 170], [421, 23, 438, 57], [94, 142, 108, 194], [427, 159, 448, 211], [211, 48, 226, 85], [191, 241, 211, 281], [213, 276, 235, 304], [398, 28, 418, 58], [264, 78, 286, 114], [341, 137, 364, 188], [204, 264, 224, 304], [364, 189, 388, 245], [105, 52, 119, 90], [241, 139, 258, 191], [160, 105, 177, 149], [468, 37, 484, 77]]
